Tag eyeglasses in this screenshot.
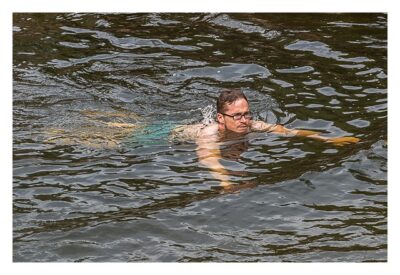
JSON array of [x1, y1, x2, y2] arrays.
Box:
[[220, 112, 252, 121]]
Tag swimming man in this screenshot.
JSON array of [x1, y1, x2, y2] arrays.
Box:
[[174, 89, 360, 189]]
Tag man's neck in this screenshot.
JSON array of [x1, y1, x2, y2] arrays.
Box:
[[218, 127, 248, 140]]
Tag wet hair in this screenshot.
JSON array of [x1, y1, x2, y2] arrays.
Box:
[[217, 89, 249, 113]]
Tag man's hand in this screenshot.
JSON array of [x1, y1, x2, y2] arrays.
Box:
[[325, 136, 360, 146], [220, 181, 257, 193]]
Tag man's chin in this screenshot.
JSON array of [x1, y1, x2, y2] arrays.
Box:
[[234, 127, 249, 134]]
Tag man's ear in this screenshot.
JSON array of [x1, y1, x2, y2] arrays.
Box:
[[217, 113, 224, 124]]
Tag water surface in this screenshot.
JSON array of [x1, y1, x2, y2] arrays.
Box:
[[13, 13, 387, 262]]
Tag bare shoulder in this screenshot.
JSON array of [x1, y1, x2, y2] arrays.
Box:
[[199, 123, 218, 138], [250, 120, 274, 132]]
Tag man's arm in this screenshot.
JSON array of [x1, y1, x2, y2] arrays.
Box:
[[195, 126, 233, 188], [251, 120, 360, 145]]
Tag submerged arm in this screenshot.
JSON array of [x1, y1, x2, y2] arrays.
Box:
[[196, 134, 232, 188]]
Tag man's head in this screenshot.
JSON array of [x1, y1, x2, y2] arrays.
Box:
[[216, 89, 251, 134]]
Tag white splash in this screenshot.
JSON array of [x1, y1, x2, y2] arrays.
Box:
[[201, 104, 216, 125]]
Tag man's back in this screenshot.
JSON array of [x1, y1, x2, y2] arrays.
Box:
[[170, 123, 219, 142]]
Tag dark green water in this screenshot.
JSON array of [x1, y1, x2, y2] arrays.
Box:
[[13, 13, 387, 262]]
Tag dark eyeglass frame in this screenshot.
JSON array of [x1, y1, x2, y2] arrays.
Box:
[[220, 112, 252, 121]]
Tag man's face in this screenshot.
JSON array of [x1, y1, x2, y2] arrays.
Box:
[[217, 98, 251, 134]]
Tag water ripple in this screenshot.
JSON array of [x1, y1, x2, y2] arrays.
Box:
[[285, 40, 372, 63], [171, 63, 271, 82], [60, 26, 201, 51]]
